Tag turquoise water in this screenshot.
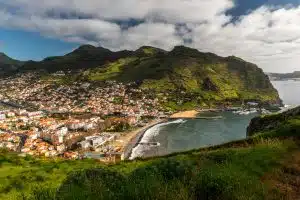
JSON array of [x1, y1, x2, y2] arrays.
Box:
[[129, 80, 300, 159], [130, 112, 257, 159]]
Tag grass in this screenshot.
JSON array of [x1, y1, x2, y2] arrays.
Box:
[[0, 152, 102, 199], [1, 110, 300, 199]]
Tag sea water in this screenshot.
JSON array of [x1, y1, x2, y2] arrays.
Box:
[[129, 80, 300, 159]]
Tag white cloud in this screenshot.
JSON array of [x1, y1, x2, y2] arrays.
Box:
[[0, 0, 300, 72], [0, 0, 233, 22]]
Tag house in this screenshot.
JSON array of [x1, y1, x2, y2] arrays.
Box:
[[79, 140, 92, 149], [247, 102, 259, 107], [6, 112, 15, 118], [0, 114, 6, 120], [127, 116, 137, 125], [16, 109, 27, 116], [83, 123, 96, 131], [56, 127, 68, 136], [53, 71, 65, 76], [27, 111, 44, 118], [56, 144, 66, 153]]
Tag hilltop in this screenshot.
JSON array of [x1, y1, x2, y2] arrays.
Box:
[[1, 106, 300, 200], [1, 45, 281, 110], [0, 53, 24, 75]]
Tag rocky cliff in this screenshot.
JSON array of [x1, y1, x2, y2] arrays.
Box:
[[247, 106, 300, 136]]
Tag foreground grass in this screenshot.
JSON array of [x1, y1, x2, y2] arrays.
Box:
[[1, 117, 300, 199]]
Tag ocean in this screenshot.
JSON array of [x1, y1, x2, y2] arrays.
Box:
[[129, 80, 300, 159]]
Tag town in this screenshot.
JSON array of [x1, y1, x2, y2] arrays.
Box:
[[0, 72, 168, 161]]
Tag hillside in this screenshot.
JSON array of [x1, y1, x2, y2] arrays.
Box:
[[1, 45, 281, 109], [20, 45, 133, 72], [82, 45, 280, 108], [0, 53, 24, 75], [1, 106, 300, 200]]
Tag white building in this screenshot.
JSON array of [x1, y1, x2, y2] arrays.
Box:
[[6, 112, 15, 118], [0, 114, 6, 120]]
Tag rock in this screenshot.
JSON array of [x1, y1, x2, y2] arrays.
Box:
[[247, 106, 300, 136], [202, 77, 218, 91]]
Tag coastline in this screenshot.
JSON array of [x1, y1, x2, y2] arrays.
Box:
[[121, 119, 166, 160], [170, 110, 199, 119]]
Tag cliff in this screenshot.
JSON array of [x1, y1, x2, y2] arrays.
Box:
[[247, 106, 300, 136]]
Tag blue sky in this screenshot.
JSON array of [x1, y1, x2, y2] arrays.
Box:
[[0, 29, 78, 61], [0, 0, 300, 72]]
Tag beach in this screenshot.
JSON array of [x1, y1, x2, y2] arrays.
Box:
[[170, 110, 199, 118], [108, 119, 165, 160]]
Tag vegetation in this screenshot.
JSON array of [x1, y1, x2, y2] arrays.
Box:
[[0, 53, 24, 75], [0, 45, 280, 110], [1, 107, 300, 199]]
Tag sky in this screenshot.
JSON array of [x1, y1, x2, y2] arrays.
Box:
[[1, 0, 300, 72]]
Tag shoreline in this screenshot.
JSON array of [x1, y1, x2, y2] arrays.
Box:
[[169, 109, 224, 119], [121, 119, 166, 160], [170, 110, 199, 119]]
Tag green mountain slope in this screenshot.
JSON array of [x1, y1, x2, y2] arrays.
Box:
[[0, 53, 24, 75], [20, 45, 132, 72], [82, 46, 280, 107], [2, 45, 280, 108], [1, 106, 300, 200]]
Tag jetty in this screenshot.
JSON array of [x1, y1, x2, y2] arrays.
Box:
[[138, 142, 160, 146]]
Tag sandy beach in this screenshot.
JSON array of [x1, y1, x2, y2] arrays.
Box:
[[109, 119, 165, 160], [170, 110, 199, 118]]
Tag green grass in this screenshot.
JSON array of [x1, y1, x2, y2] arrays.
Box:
[[0, 151, 102, 199], [1, 137, 295, 200], [87, 58, 137, 81]]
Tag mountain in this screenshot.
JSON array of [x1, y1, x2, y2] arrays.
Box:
[[3, 45, 280, 108], [267, 71, 300, 80], [0, 53, 24, 75], [82, 45, 281, 108], [20, 45, 132, 72]]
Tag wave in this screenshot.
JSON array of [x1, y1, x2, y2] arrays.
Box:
[[129, 119, 186, 160]]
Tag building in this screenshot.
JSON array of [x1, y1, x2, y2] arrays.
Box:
[[0, 114, 6, 120]]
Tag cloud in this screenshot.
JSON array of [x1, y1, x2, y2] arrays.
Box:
[[0, 0, 300, 72], [0, 0, 233, 22]]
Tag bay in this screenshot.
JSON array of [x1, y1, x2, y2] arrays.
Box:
[[130, 80, 300, 159]]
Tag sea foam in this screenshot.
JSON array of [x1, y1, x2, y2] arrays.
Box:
[[129, 119, 186, 160]]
